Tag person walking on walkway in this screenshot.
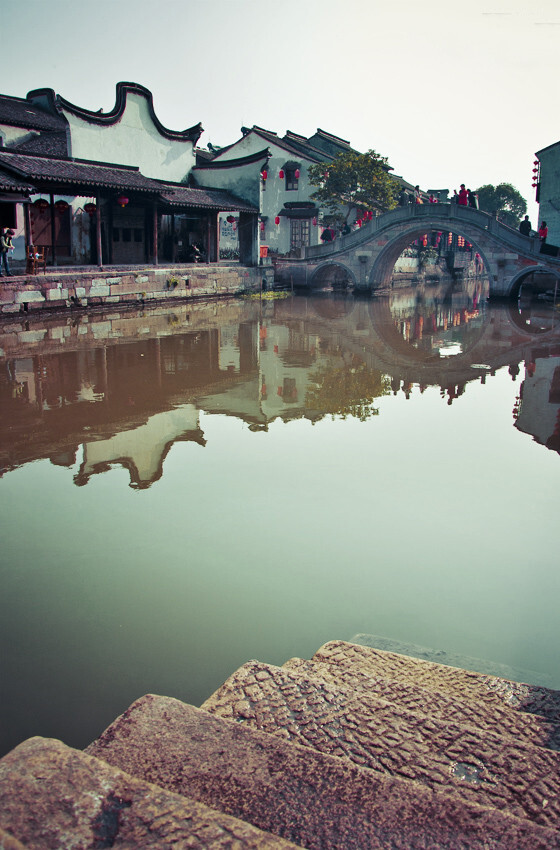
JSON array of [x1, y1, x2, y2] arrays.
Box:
[[0, 228, 14, 276], [519, 215, 532, 236]]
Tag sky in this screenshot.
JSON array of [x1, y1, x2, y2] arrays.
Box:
[[3, 0, 559, 222]]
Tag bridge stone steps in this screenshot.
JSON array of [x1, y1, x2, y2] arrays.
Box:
[[281, 655, 560, 751], [202, 659, 560, 828], [303, 640, 560, 726], [0, 735, 297, 849], [83, 693, 559, 849]]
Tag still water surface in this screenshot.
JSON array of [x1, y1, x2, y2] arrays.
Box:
[[1, 282, 559, 756]]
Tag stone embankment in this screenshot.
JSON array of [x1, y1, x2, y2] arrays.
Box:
[[1, 640, 559, 848], [0, 263, 273, 316]]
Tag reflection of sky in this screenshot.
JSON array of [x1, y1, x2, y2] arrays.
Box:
[[1, 360, 559, 759]]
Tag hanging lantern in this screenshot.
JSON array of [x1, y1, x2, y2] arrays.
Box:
[[117, 195, 129, 208], [533, 159, 539, 165], [294, 168, 300, 179], [54, 200, 69, 214], [312, 217, 317, 226], [33, 198, 50, 213], [260, 221, 265, 232], [278, 169, 285, 179], [84, 202, 97, 216], [532, 167, 539, 173], [261, 169, 267, 181], [226, 215, 235, 223], [275, 216, 280, 226]]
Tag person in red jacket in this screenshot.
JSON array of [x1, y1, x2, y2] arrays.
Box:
[[538, 221, 548, 243], [457, 185, 468, 206]]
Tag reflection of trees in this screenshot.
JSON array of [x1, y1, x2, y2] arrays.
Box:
[[305, 356, 390, 421]]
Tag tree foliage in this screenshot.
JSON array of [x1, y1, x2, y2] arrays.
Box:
[[308, 149, 399, 224], [474, 183, 527, 229], [305, 358, 391, 421]]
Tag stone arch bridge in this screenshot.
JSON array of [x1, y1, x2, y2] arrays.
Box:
[[273, 204, 560, 298]]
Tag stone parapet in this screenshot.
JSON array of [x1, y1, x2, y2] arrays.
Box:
[[0, 264, 273, 315]]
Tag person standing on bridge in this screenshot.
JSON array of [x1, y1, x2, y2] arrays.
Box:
[[538, 221, 548, 243], [457, 185, 468, 206], [519, 215, 532, 236], [467, 189, 478, 208]]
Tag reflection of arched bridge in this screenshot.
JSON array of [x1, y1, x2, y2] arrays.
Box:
[[273, 204, 560, 298]]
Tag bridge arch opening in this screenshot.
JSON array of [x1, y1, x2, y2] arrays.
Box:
[[309, 262, 356, 292], [508, 266, 560, 302], [369, 226, 489, 290]]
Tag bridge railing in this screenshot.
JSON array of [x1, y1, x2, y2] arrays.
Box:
[[301, 204, 549, 262]]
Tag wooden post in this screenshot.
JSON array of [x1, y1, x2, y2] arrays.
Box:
[[153, 204, 158, 265], [24, 201, 32, 248], [171, 213, 176, 263], [49, 193, 57, 266], [96, 195, 103, 268]]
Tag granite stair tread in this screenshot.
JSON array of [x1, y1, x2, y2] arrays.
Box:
[[308, 641, 560, 725], [281, 656, 560, 751], [85, 693, 559, 849], [0, 736, 297, 849], [202, 659, 560, 828]]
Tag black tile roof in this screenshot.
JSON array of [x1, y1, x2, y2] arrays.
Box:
[[0, 94, 67, 132], [0, 150, 163, 194], [157, 183, 257, 212], [0, 168, 35, 193], [9, 130, 69, 158]]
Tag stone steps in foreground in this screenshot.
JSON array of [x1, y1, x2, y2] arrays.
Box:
[[0, 736, 297, 849], [307, 640, 560, 725], [281, 656, 560, 751], [84, 693, 559, 849], [202, 659, 560, 828]]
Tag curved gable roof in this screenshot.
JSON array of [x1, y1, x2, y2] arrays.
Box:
[[51, 82, 203, 144]]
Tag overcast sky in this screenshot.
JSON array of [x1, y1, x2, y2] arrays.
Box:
[[4, 0, 559, 221]]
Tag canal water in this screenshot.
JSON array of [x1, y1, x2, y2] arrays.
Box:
[[1, 281, 559, 757]]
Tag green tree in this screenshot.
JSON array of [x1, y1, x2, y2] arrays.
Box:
[[305, 357, 390, 421], [474, 183, 527, 229], [308, 149, 399, 225]]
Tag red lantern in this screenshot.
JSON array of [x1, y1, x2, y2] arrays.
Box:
[[279, 170, 284, 179], [117, 195, 129, 208], [84, 202, 97, 216], [261, 169, 267, 181], [312, 217, 317, 226], [54, 200, 69, 214], [33, 198, 50, 213], [275, 216, 280, 226], [295, 168, 300, 179], [260, 221, 265, 232], [226, 215, 235, 223]]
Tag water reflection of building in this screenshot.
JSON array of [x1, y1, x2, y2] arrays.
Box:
[[2, 288, 560, 485], [515, 357, 560, 454]]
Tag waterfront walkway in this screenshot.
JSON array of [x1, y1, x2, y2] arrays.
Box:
[[1, 640, 559, 848]]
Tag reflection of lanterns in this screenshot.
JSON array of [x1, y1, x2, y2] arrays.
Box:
[[261, 169, 267, 181], [275, 216, 280, 225], [226, 215, 235, 223], [54, 200, 69, 214], [84, 202, 97, 216], [117, 195, 129, 208], [279, 169, 284, 179], [295, 168, 300, 179], [33, 198, 50, 213]]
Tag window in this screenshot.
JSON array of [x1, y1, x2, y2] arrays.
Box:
[[290, 219, 310, 250], [122, 228, 132, 242], [286, 168, 299, 191], [134, 228, 143, 242], [113, 228, 120, 242]]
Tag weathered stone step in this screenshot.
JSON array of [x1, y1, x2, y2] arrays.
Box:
[[0, 827, 28, 850], [308, 641, 560, 725], [85, 693, 560, 849], [0, 736, 296, 849], [282, 657, 560, 751], [202, 660, 560, 828]]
